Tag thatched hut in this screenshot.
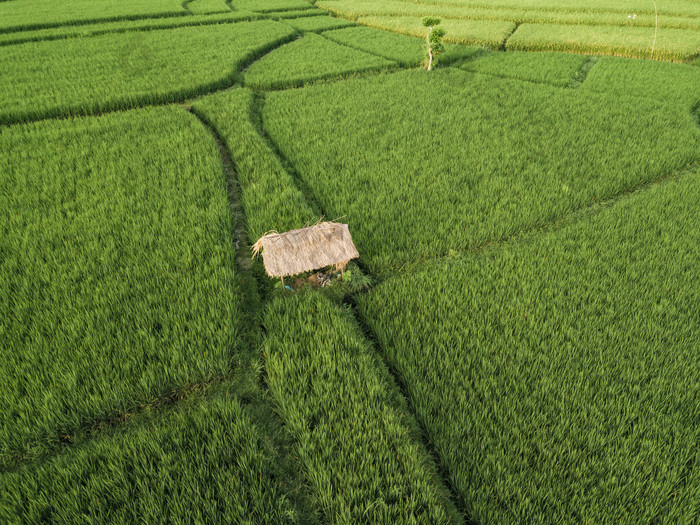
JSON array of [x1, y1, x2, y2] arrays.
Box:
[[252, 222, 359, 284]]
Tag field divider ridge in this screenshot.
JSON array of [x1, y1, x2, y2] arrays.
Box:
[[185, 104, 263, 355], [498, 21, 520, 51], [181, 0, 194, 14], [256, 93, 468, 521]]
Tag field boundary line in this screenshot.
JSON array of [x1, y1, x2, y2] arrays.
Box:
[[344, 293, 472, 523], [182, 0, 194, 14], [382, 161, 700, 282], [499, 21, 520, 51]]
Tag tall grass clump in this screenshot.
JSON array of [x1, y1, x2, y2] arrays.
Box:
[[264, 68, 700, 275], [0, 21, 296, 125], [0, 107, 241, 468], [263, 291, 459, 524], [358, 170, 700, 523]]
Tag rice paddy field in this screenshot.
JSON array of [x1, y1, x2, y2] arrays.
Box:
[[1, 0, 698, 523]]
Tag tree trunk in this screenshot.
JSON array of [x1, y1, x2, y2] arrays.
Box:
[[426, 26, 433, 71]]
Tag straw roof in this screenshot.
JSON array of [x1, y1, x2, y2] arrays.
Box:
[[252, 222, 359, 278]]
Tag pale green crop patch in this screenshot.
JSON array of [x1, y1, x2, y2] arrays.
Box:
[[358, 15, 515, 48], [323, 25, 482, 66], [507, 23, 700, 62]]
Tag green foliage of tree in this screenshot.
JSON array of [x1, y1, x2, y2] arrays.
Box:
[[422, 17, 445, 70]]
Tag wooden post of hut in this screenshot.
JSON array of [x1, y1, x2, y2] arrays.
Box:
[[252, 222, 359, 287]]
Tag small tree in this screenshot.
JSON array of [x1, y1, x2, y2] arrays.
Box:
[[423, 17, 445, 71]]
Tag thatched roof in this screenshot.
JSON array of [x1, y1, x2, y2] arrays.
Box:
[[252, 222, 359, 278]]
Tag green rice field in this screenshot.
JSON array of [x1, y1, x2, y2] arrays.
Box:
[[1, 0, 698, 522]]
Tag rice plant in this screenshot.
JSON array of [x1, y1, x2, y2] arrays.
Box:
[[191, 88, 318, 241], [263, 291, 459, 524], [244, 32, 395, 89], [264, 67, 700, 275], [0, 21, 296, 125], [357, 170, 700, 523], [0, 107, 240, 468], [0, 385, 298, 524]]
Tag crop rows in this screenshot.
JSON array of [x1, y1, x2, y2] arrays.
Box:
[[357, 170, 700, 523], [318, 0, 700, 31], [1, 385, 297, 524], [0, 21, 298, 125], [0, 107, 241, 468], [263, 292, 457, 523], [315, 0, 700, 60], [507, 23, 700, 62], [264, 67, 700, 275], [357, 15, 515, 49]]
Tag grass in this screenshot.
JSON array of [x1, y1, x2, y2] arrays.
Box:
[[315, 0, 700, 60], [0, 0, 186, 33], [358, 15, 515, 49], [0, 107, 240, 468], [460, 50, 590, 86], [264, 67, 700, 275], [0, 12, 260, 47], [191, 88, 318, 241], [284, 15, 356, 33], [0, 384, 298, 524], [263, 291, 459, 524], [244, 32, 395, 89], [230, 0, 312, 13], [357, 169, 700, 523], [323, 25, 482, 66], [579, 56, 700, 107], [0, 21, 296, 125], [507, 23, 700, 62], [187, 0, 232, 14]]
